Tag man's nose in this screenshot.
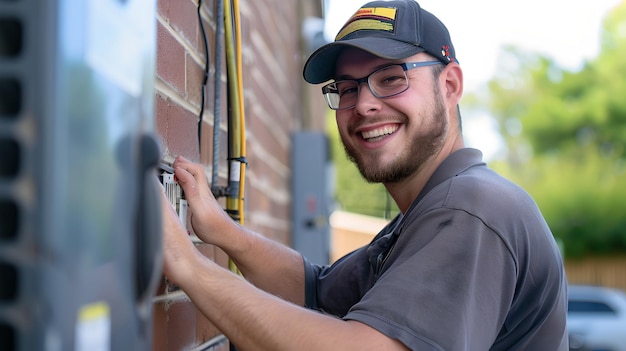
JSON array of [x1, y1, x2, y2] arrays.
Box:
[[353, 82, 381, 115]]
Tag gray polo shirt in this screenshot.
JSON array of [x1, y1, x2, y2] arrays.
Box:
[[304, 148, 568, 350]]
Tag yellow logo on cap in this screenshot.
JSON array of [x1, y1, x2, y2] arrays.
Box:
[[335, 7, 397, 41]]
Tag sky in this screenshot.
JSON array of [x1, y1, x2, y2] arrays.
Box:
[[323, 0, 622, 159]]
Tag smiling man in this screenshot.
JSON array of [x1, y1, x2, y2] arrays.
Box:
[[327, 48, 458, 209], [161, 1, 569, 350]]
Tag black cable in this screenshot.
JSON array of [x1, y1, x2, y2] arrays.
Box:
[[197, 0, 211, 155]]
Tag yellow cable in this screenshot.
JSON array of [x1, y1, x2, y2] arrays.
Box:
[[223, 0, 247, 274], [233, 0, 247, 226]]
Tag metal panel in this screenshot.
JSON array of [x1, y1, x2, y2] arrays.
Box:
[[0, 0, 161, 350], [291, 131, 333, 265]]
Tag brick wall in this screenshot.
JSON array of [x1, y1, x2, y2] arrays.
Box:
[[152, 0, 324, 349]]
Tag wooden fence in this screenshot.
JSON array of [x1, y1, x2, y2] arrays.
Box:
[[565, 256, 626, 292]]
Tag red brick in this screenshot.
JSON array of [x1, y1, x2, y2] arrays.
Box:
[[156, 23, 186, 95], [185, 52, 205, 106], [153, 299, 197, 351], [155, 94, 201, 160]]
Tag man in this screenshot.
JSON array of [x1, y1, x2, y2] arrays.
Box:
[[161, 0, 569, 350]]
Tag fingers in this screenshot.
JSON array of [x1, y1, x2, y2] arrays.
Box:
[[173, 156, 212, 202], [170, 156, 220, 242]]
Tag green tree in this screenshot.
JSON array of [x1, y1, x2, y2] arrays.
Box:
[[476, 1, 626, 257]]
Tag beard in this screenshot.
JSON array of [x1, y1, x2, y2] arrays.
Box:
[[341, 87, 449, 184]]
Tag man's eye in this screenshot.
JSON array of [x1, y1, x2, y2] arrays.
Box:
[[339, 86, 358, 96], [379, 75, 405, 85]]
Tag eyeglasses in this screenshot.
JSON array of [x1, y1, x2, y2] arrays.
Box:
[[321, 61, 442, 110]]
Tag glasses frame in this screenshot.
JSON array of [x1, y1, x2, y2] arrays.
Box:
[[321, 61, 443, 110]]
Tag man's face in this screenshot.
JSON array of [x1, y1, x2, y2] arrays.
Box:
[[334, 48, 449, 184]]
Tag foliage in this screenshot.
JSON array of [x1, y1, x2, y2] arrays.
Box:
[[491, 147, 626, 258], [479, 1, 626, 257]]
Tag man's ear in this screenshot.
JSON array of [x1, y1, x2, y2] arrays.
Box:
[[441, 63, 463, 107]]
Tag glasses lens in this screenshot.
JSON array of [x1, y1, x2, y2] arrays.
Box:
[[369, 65, 409, 98], [323, 80, 358, 110], [323, 86, 341, 110], [321, 64, 411, 110]]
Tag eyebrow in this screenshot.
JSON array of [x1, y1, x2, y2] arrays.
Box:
[[334, 62, 403, 81]]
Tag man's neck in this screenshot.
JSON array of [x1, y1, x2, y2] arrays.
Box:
[[385, 135, 465, 213]]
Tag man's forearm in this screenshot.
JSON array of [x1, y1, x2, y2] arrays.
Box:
[[181, 254, 407, 351], [213, 223, 306, 305]]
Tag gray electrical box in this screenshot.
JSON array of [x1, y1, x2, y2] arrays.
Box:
[[291, 131, 333, 266], [0, 1, 161, 350]]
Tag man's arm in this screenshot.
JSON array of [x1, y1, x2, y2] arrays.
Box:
[[214, 220, 307, 305], [162, 194, 410, 351], [172, 155, 305, 304]]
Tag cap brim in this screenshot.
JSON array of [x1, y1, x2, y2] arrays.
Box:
[[303, 37, 425, 84]]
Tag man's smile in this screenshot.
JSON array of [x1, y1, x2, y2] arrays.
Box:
[[360, 124, 400, 142]]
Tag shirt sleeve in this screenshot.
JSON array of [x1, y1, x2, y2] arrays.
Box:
[[303, 217, 402, 317], [343, 208, 517, 350]]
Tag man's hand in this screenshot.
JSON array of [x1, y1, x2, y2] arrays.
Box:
[[172, 156, 235, 246]]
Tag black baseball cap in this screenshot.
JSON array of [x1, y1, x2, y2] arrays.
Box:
[[303, 0, 458, 84]]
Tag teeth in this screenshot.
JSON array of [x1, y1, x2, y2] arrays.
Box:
[[361, 125, 398, 140]]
